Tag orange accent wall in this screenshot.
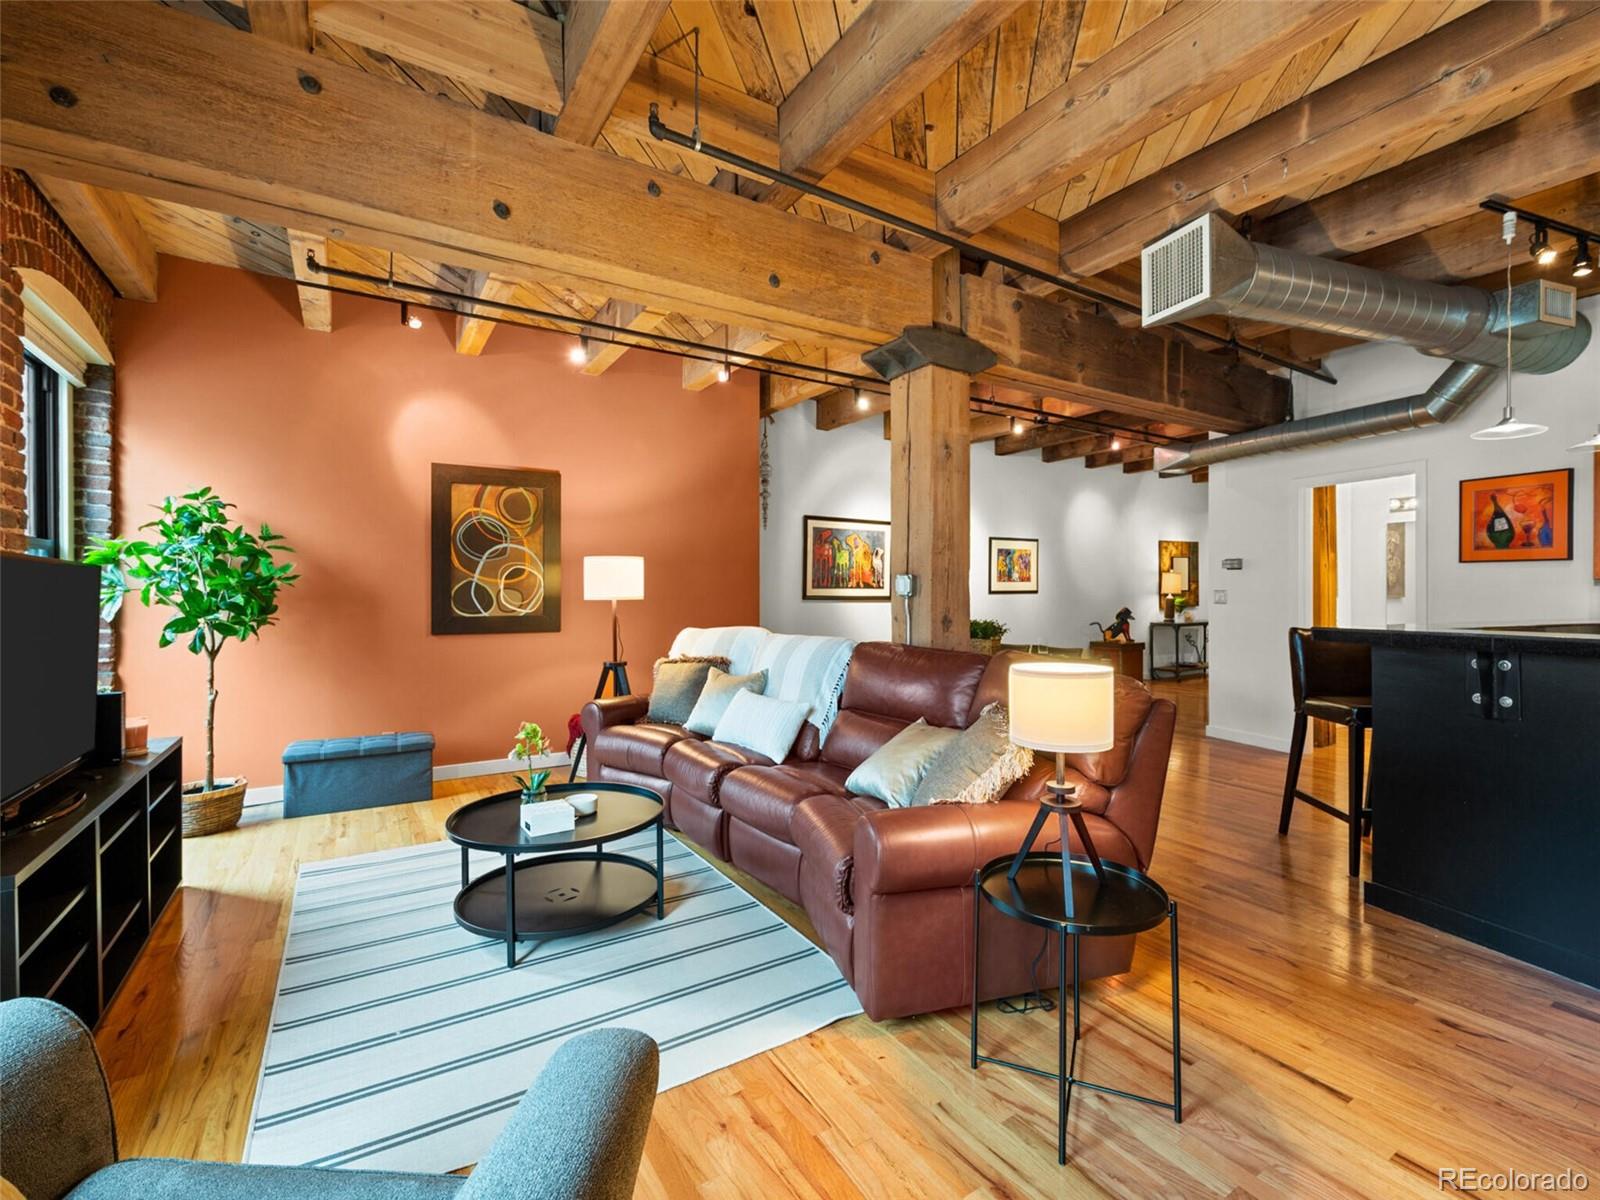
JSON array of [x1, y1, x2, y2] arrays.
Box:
[[113, 257, 758, 787]]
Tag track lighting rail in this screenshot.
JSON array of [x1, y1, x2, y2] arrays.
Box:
[[302, 254, 1171, 442]]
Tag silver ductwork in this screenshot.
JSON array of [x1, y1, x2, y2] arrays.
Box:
[[1141, 213, 1591, 472]]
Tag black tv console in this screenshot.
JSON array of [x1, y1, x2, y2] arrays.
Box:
[[1, 738, 182, 1026]]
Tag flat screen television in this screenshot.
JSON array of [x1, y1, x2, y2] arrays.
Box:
[[1, 552, 100, 808]]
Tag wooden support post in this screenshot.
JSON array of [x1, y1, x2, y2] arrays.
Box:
[[884, 348, 982, 651]]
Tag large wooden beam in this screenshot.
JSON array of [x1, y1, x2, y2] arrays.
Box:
[[993, 421, 1104, 457], [286, 229, 332, 331], [683, 327, 784, 390], [935, 0, 1369, 236], [28, 177, 158, 301], [1058, 2, 1600, 278], [579, 299, 668, 374], [774, 0, 1021, 205], [309, 0, 564, 112], [1, 2, 931, 348], [1042, 435, 1111, 464], [890, 363, 970, 649], [556, 0, 670, 147], [1255, 85, 1600, 262], [961, 275, 1289, 432], [764, 349, 872, 412]]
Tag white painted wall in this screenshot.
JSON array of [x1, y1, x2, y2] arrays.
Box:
[[1339, 474, 1416, 631], [1207, 295, 1599, 751], [760, 406, 1209, 655]]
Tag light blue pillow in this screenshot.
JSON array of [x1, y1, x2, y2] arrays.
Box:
[[685, 668, 767, 736], [845, 719, 959, 808], [711, 689, 812, 763]]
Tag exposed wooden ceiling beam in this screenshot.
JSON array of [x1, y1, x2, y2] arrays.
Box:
[[611, 53, 1061, 276], [285, 229, 331, 331], [993, 418, 1105, 456], [1254, 84, 1600, 262], [935, 0, 1371, 236], [1042, 436, 1111, 464], [683, 327, 784, 390], [28, 176, 158, 301], [961, 274, 1289, 433], [556, 0, 671, 147], [817, 386, 883, 429], [764, 348, 871, 413], [245, 1, 311, 51], [454, 272, 522, 355], [578, 299, 669, 374], [1, 2, 931, 348], [1121, 445, 1156, 474], [309, 0, 564, 113], [1058, 2, 1600, 278], [768, 0, 1024, 209]]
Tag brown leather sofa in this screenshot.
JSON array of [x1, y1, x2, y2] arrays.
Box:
[[581, 641, 1176, 1020]]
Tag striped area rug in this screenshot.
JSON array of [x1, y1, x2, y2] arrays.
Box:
[[244, 830, 861, 1174]]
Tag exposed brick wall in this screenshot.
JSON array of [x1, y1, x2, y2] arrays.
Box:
[[1, 168, 118, 682], [77, 365, 116, 686]]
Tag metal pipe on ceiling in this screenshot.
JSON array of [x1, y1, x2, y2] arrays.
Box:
[[646, 107, 1339, 386]]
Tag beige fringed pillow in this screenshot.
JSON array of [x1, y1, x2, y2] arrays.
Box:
[[910, 703, 1034, 806]]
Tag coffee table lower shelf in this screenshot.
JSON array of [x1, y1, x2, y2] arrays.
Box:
[[454, 851, 663, 968]]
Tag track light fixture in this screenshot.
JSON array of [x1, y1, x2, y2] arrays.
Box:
[[1528, 223, 1557, 266], [1012, 417, 1026, 435], [1110, 438, 1121, 451], [716, 362, 730, 383], [1574, 237, 1594, 279], [400, 302, 422, 330], [855, 390, 869, 411], [567, 340, 589, 365]]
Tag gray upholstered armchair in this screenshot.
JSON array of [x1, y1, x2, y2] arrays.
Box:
[[0, 998, 659, 1200]]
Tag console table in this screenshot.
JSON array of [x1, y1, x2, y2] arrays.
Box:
[[1149, 621, 1209, 680], [1, 738, 182, 1027]]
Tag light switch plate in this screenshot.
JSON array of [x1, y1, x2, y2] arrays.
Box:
[[1213, 589, 1228, 604]]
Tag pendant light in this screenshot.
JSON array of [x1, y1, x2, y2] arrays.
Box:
[[1472, 215, 1547, 442], [1568, 424, 1600, 452]]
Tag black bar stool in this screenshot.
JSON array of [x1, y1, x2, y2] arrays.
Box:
[[1279, 628, 1373, 877]]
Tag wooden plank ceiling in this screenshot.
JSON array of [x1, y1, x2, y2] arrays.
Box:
[[18, 0, 1600, 470]]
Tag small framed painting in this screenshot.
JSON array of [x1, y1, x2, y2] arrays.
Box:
[[1458, 468, 1573, 563], [803, 515, 890, 601], [988, 536, 1039, 594], [431, 463, 561, 634]]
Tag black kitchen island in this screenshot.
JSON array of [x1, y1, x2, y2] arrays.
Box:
[[1318, 623, 1599, 989]]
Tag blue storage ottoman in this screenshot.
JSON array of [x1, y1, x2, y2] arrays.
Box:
[[282, 732, 435, 818]]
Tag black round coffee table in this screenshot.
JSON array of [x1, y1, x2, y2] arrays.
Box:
[[444, 782, 664, 969], [971, 851, 1181, 1164]]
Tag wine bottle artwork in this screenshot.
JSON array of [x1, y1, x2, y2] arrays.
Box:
[[1459, 469, 1574, 564]]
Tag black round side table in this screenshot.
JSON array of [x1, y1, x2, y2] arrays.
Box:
[[444, 782, 664, 969], [971, 851, 1181, 1165]]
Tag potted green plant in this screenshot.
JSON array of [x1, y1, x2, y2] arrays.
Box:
[[86, 488, 297, 837], [510, 721, 574, 836], [970, 618, 1009, 656], [1173, 595, 1193, 623]]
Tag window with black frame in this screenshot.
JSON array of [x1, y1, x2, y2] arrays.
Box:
[[22, 350, 64, 557]]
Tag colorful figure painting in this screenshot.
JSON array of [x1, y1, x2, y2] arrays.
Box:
[[1458, 469, 1572, 563], [431, 463, 562, 633], [803, 515, 890, 601], [988, 537, 1039, 594]]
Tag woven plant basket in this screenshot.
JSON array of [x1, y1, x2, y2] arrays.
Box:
[[181, 776, 247, 837]]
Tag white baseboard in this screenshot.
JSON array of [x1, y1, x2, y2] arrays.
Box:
[[1204, 724, 1291, 754], [240, 751, 571, 811]]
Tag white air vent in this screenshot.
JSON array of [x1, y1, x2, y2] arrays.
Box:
[[1142, 217, 1212, 326]]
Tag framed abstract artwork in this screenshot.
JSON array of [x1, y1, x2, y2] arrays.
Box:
[[1385, 523, 1406, 599], [431, 463, 561, 634], [803, 515, 890, 601], [988, 536, 1039, 594], [1158, 540, 1200, 607], [1458, 468, 1572, 563]]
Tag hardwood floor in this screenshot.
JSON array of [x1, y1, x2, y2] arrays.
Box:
[[95, 681, 1600, 1198]]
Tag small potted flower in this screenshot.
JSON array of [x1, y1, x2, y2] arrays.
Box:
[[970, 618, 1009, 656], [1173, 595, 1194, 623], [510, 721, 574, 836]]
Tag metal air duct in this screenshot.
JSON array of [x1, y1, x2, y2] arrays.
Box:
[[1141, 214, 1591, 473]]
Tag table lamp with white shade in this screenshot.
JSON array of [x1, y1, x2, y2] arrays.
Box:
[[1006, 661, 1116, 917], [1159, 570, 1184, 621]]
